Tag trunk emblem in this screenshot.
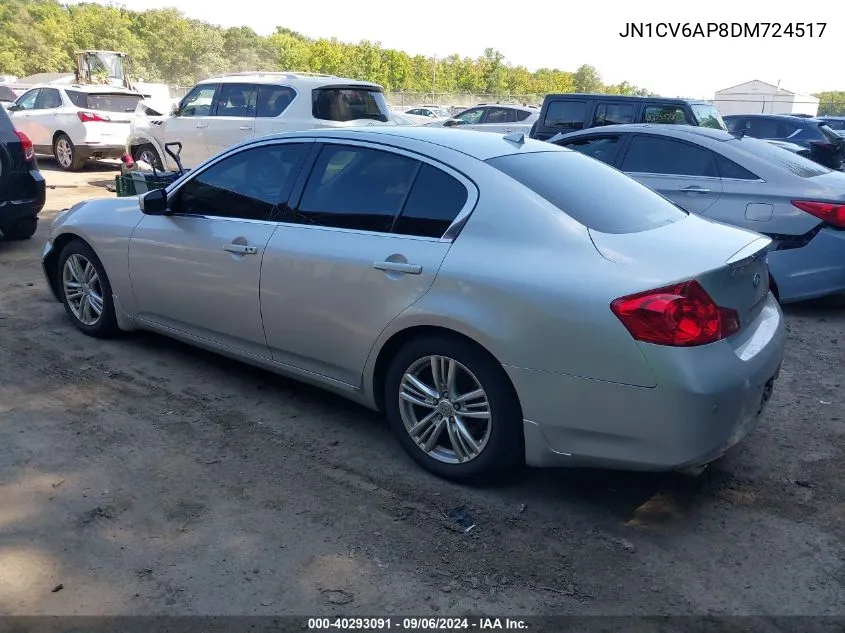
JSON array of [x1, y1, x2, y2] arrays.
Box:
[[752, 273, 761, 288]]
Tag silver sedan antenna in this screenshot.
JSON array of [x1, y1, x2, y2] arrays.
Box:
[[504, 132, 525, 144]]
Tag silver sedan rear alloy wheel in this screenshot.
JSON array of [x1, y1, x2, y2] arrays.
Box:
[[62, 254, 104, 326], [398, 355, 492, 464]]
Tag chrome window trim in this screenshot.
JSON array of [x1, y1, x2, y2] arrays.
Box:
[[164, 136, 317, 207], [289, 137, 480, 243], [162, 135, 480, 241]]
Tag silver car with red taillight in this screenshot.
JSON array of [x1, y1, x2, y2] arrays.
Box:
[[40, 127, 786, 483]]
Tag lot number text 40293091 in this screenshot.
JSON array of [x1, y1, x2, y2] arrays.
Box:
[[619, 22, 827, 38]]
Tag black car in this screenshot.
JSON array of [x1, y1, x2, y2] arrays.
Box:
[[0, 104, 45, 240], [529, 94, 727, 141], [723, 114, 844, 170]]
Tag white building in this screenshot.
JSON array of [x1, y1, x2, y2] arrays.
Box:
[[713, 80, 819, 116]]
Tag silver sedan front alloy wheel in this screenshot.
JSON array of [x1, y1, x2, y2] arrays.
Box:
[[398, 355, 492, 464], [62, 253, 104, 326]]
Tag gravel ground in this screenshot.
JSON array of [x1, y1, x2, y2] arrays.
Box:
[[0, 160, 843, 617]]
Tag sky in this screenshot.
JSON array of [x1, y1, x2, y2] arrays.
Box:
[[74, 0, 840, 98]]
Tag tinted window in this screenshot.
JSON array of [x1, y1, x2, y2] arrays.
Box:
[[35, 88, 62, 109], [823, 119, 845, 131], [173, 144, 307, 220], [621, 135, 716, 177], [558, 135, 621, 165], [643, 105, 692, 125], [296, 145, 419, 232], [214, 84, 257, 117], [744, 118, 780, 138], [66, 91, 143, 113], [180, 84, 217, 117], [592, 103, 634, 127], [780, 121, 802, 138], [515, 110, 532, 122], [484, 107, 516, 124], [394, 164, 468, 238], [728, 137, 832, 178], [543, 100, 587, 130], [406, 109, 423, 116], [487, 151, 687, 234], [15, 89, 39, 110], [454, 108, 484, 124], [312, 87, 389, 122], [257, 85, 296, 118], [0, 85, 15, 102], [690, 104, 727, 130], [724, 117, 745, 133], [715, 154, 759, 180]]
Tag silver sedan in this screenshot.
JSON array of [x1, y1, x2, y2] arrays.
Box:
[[42, 127, 785, 482]]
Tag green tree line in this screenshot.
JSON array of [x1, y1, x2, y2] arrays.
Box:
[[0, 0, 654, 96], [815, 92, 845, 116]]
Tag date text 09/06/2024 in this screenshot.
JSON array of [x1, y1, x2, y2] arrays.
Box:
[[619, 22, 827, 38], [307, 617, 528, 630]]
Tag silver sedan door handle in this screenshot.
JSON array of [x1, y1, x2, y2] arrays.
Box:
[[195, 123, 208, 129], [680, 185, 711, 194], [239, 126, 253, 131], [224, 243, 258, 255], [373, 261, 422, 274]]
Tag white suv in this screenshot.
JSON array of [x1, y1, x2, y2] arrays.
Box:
[[9, 84, 144, 170], [127, 72, 395, 170]]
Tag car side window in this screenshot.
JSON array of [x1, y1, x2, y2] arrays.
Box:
[[543, 100, 587, 131], [171, 143, 308, 221], [484, 107, 516, 124], [256, 85, 296, 118], [179, 84, 217, 117], [715, 154, 759, 180], [393, 164, 469, 238], [725, 117, 745, 133], [745, 118, 779, 138], [593, 103, 635, 127], [454, 108, 484, 124], [643, 105, 692, 125], [213, 83, 257, 117], [778, 121, 802, 138], [15, 89, 40, 111], [621, 135, 717, 177], [295, 144, 420, 232], [35, 88, 63, 109], [515, 110, 532, 122], [406, 109, 422, 116], [560, 135, 623, 165]]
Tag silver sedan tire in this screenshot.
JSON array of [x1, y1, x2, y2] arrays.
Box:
[[384, 335, 524, 482], [57, 240, 119, 338]]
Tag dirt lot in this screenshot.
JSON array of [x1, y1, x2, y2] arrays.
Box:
[[0, 160, 843, 617]]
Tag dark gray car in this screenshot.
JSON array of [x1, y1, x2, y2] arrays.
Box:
[[550, 124, 845, 303]]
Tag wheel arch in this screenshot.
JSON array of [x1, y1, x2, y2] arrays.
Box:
[[51, 130, 69, 147], [43, 231, 96, 301], [369, 324, 522, 419], [127, 132, 167, 166]]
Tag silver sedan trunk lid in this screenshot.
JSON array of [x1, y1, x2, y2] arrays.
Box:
[[589, 216, 772, 331]]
